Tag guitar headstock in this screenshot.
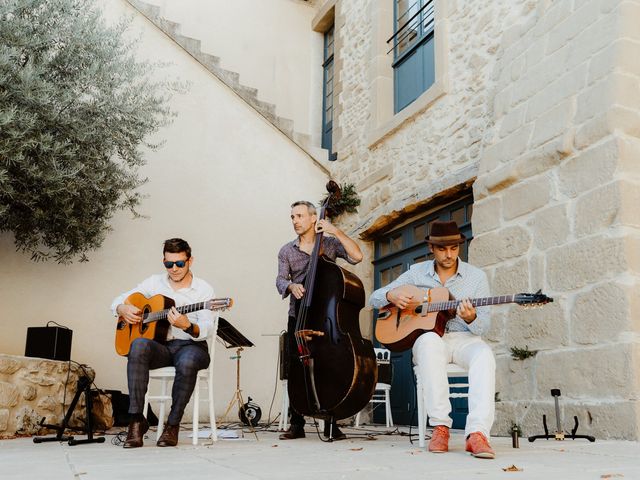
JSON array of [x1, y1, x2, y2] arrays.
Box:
[[514, 290, 553, 307], [207, 298, 233, 311]]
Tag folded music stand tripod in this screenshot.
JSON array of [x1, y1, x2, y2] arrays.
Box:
[[33, 375, 105, 446], [217, 318, 257, 439]]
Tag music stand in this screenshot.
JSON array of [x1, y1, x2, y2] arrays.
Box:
[[217, 318, 254, 350], [217, 318, 257, 439]]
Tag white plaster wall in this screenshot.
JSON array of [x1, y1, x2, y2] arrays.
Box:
[[0, 0, 329, 422], [140, 0, 325, 140]]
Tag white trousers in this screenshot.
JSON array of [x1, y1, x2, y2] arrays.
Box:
[[412, 331, 495, 438]]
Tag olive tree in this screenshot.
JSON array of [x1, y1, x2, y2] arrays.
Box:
[[0, 0, 178, 262]]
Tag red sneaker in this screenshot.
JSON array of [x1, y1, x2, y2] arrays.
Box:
[[428, 425, 449, 453], [465, 432, 495, 459]]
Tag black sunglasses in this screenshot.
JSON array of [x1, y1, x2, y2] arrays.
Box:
[[163, 260, 188, 268]]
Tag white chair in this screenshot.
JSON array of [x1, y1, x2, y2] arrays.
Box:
[[143, 318, 218, 446], [355, 348, 394, 428], [414, 362, 469, 448], [278, 379, 289, 431]]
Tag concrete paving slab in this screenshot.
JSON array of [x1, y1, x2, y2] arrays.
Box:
[[1, 426, 638, 480]]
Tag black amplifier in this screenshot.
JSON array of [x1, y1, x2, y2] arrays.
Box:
[[25, 326, 73, 361]]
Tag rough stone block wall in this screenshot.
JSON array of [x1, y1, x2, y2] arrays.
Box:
[[329, 0, 533, 295], [472, 0, 640, 439], [329, 0, 640, 439]]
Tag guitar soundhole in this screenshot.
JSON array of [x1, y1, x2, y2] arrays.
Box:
[[415, 305, 423, 314], [140, 305, 151, 334]]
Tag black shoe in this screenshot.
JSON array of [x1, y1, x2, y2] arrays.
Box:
[[324, 422, 347, 441], [279, 424, 306, 440]]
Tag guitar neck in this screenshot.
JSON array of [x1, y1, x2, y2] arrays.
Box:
[[143, 302, 207, 324], [426, 295, 516, 313]]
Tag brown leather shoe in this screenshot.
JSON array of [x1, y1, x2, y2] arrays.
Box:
[[279, 424, 305, 440], [123, 417, 149, 448], [157, 423, 180, 447]]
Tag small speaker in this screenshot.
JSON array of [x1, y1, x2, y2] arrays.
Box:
[[25, 326, 73, 361]]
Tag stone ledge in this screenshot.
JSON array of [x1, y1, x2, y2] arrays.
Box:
[[358, 166, 476, 240], [0, 354, 111, 438]]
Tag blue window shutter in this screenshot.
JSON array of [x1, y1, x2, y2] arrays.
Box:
[[392, 0, 436, 114], [394, 35, 435, 113]]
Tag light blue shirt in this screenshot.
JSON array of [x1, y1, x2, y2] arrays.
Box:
[[369, 259, 491, 336]]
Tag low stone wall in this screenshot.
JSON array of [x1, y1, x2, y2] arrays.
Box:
[[0, 354, 113, 438]]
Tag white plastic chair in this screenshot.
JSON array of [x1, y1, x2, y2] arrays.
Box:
[[278, 379, 289, 431], [414, 362, 469, 448], [143, 318, 218, 446], [355, 348, 394, 428]]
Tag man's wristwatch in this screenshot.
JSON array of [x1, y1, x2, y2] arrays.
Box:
[[184, 322, 196, 336]]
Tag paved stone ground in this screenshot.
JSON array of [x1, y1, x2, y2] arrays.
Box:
[[1, 425, 638, 480]]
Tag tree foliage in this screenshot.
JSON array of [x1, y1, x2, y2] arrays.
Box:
[[0, 0, 178, 262]]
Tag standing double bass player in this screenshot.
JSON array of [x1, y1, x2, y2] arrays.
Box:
[[276, 200, 363, 440]]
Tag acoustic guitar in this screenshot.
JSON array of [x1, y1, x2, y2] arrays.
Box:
[[115, 292, 233, 356], [375, 285, 552, 352]]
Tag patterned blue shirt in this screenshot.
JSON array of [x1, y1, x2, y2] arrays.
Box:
[[368, 259, 491, 336]]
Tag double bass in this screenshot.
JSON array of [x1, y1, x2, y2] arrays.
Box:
[[287, 181, 377, 423]]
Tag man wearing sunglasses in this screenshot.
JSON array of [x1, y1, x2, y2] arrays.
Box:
[[110, 238, 215, 448]]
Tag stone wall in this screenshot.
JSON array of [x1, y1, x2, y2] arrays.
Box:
[[472, 0, 640, 440], [328, 0, 640, 439], [0, 354, 112, 438]]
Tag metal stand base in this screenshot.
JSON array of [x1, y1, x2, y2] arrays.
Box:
[[528, 389, 595, 443], [222, 347, 258, 440], [324, 416, 336, 442], [33, 376, 105, 446]]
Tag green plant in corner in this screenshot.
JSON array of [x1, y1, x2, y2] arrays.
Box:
[[510, 345, 538, 360], [320, 182, 361, 219]]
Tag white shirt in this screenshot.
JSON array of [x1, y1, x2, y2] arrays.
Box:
[[110, 273, 216, 341]]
